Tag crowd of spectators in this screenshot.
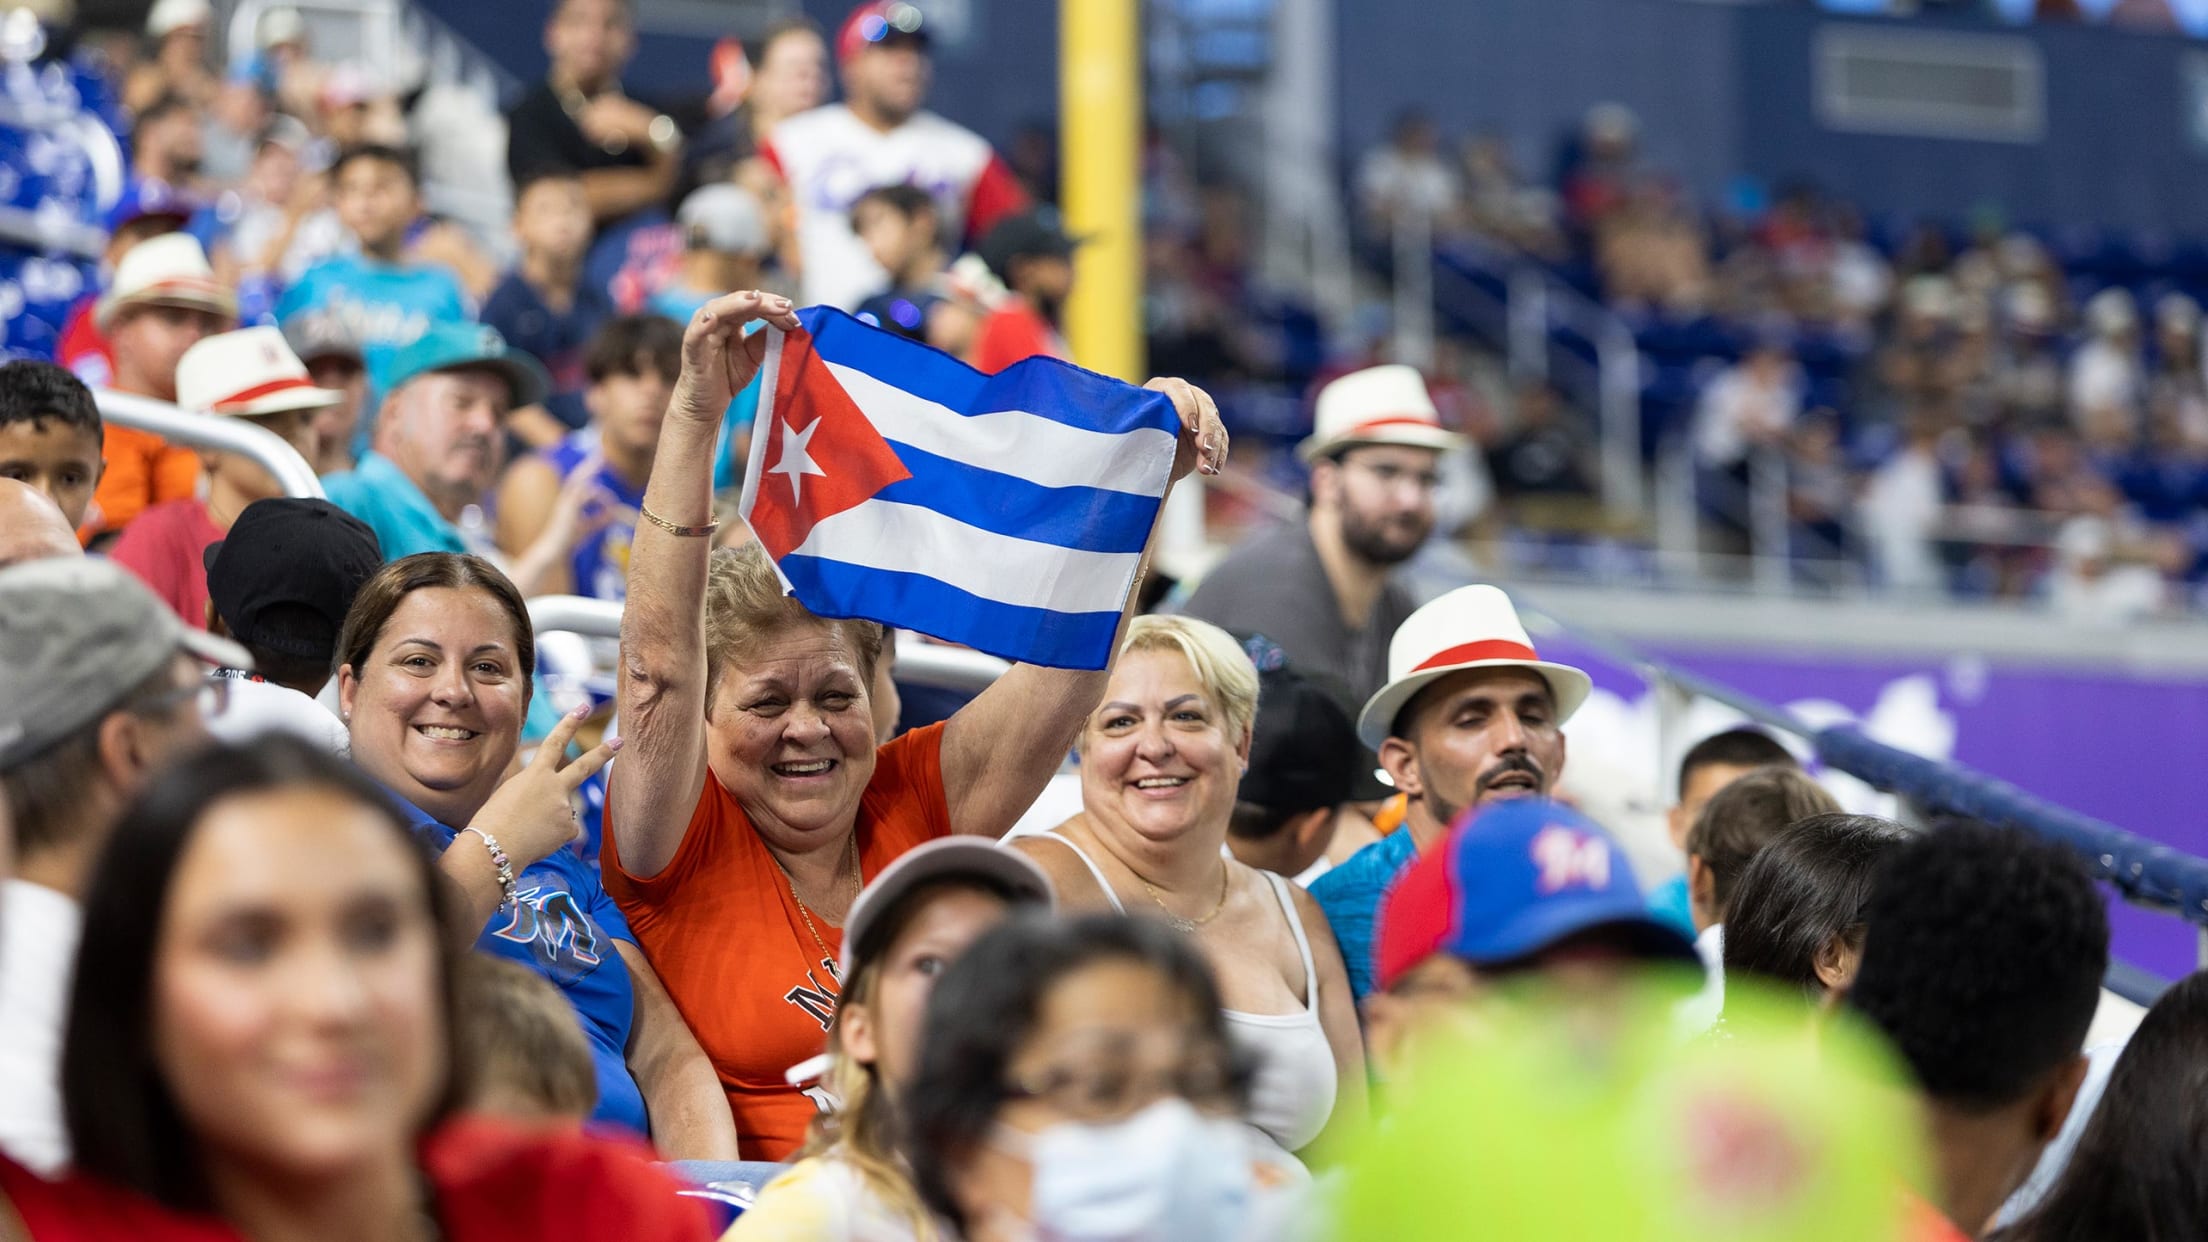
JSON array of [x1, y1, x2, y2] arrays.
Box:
[[1350, 101, 2208, 620]]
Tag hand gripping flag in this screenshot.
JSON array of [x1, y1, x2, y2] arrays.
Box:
[[738, 307, 1181, 670]]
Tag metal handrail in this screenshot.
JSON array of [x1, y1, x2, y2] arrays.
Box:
[[92, 389, 324, 500], [524, 595, 1014, 695]]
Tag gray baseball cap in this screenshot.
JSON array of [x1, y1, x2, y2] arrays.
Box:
[[0, 558, 253, 768]]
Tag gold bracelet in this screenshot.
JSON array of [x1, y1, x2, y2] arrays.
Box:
[[638, 503, 720, 538]]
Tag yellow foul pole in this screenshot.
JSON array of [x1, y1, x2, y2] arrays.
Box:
[[1060, 0, 1142, 381]]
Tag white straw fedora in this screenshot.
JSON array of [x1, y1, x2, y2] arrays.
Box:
[[1296, 363, 1466, 462], [176, 327, 343, 417], [94, 233, 237, 331], [1356, 584, 1592, 749]]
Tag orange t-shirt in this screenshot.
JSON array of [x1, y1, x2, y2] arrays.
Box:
[[603, 723, 953, 1160], [92, 423, 201, 536]]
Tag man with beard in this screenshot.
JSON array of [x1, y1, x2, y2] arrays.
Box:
[[1309, 583, 1591, 1003], [1187, 363, 1462, 706], [323, 324, 548, 560]]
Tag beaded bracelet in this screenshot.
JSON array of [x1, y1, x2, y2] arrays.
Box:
[[461, 827, 517, 907]]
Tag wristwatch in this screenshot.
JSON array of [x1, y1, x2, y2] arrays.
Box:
[[648, 113, 680, 156]]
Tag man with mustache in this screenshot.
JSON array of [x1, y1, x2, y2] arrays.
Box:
[[1309, 583, 1591, 1003], [324, 324, 548, 561], [1186, 364, 1462, 708]]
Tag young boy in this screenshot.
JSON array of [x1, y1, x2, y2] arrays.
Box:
[[495, 314, 681, 601], [0, 360, 104, 534], [457, 955, 599, 1126], [648, 183, 771, 324], [274, 143, 471, 443], [850, 183, 949, 342], [481, 170, 611, 437], [972, 207, 1076, 372]]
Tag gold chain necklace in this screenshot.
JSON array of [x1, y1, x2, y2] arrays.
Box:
[[1139, 859, 1231, 934], [775, 835, 862, 966]]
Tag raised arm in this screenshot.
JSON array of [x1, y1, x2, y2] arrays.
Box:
[[940, 378, 1227, 837], [612, 291, 802, 878]]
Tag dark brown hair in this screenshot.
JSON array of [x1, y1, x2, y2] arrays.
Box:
[[335, 553, 535, 704], [61, 736, 471, 1210]]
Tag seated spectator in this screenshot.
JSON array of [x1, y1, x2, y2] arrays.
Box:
[[1356, 109, 1460, 238], [1226, 658, 1366, 885], [900, 913, 1271, 1242], [458, 955, 600, 1127], [109, 327, 335, 630], [1694, 336, 1801, 477], [1364, 798, 1698, 1083], [851, 183, 952, 344], [274, 144, 473, 425], [602, 290, 1222, 1161], [1991, 970, 2208, 1242], [1649, 727, 1798, 937], [122, 0, 217, 114], [322, 323, 547, 561], [2, 737, 716, 1239], [730, 840, 1053, 1239], [282, 310, 371, 474], [1677, 764, 1840, 1029], [971, 209, 1076, 373], [481, 171, 614, 438], [201, 496, 383, 753], [58, 179, 199, 387], [0, 359, 105, 533], [335, 552, 735, 1157], [1846, 820, 2109, 1240], [0, 557, 241, 1174], [1489, 382, 1597, 522], [679, 18, 827, 205], [1720, 812, 1910, 1006], [506, 0, 683, 232], [495, 314, 682, 600], [651, 184, 773, 324], [210, 117, 317, 312], [1011, 615, 1367, 1161], [2068, 288, 2143, 448], [0, 480, 82, 568], [89, 233, 238, 538]]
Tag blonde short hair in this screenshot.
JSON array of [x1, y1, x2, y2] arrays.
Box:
[[703, 543, 885, 708], [1112, 615, 1260, 744]]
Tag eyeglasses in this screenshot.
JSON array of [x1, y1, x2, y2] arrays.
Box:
[[1003, 1047, 1249, 1123], [131, 676, 229, 722]]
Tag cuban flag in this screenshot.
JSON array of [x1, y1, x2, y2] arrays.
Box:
[[738, 307, 1180, 670]]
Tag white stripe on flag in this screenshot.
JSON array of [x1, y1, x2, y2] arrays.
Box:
[[790, 499, 1141, 615], [822, 361, 1178, 496]]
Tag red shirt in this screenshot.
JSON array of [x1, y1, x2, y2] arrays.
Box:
[[108, 499, 223, 629], [0, 1118, 713, 1241], [603, 724, 953, 1160], [972, 296, 1069, 374], [57, 297, 112, 389]]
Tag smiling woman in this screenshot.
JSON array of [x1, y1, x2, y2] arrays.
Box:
[[605, 289, 1227, 1160], [333, 553, 736, 1162]]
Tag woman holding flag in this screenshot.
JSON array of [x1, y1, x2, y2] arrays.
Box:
[[603, 290, 1228, 1159]]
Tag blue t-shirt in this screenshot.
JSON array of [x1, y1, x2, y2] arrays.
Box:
[[482, 270, 610, 431], [274, 253, 471, 444], [1646, 874, 1697, 942], [1309, 826, 1421, 1005], [323, 451, 470, 560], [544, 432, 644, 602], [388, 790, 648, 1138]]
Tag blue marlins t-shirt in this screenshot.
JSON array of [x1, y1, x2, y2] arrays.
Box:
[[544, 432, 644, 602], [388, 790, 648, 1138], [274, 253, 471, 445], [1309, 826, 1421, 1005]]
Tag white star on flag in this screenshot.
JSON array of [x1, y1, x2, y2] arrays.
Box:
[[769, 417, 827, 504]]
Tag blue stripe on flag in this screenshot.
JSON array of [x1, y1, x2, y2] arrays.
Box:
[[875, 441, 1159, 555], [778, 554, 1126, 670], [798, 305, 1182, 439]]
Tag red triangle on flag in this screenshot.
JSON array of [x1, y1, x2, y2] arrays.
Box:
[[749, 326, 913, 558]]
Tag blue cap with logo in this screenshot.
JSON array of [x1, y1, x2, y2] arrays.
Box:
[[1376, 798, 1699, 990], [385, 322, 549, 409]]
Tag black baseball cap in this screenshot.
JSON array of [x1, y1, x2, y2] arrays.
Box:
[[203, 498, 384, 660], [978, 208, 1081, 284], [1238, 662, 1375, 814]]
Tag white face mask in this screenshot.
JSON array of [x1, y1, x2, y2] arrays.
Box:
[[993, 1098, 1254, 1242]]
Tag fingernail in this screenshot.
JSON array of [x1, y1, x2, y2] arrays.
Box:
[[571, 703, 589, 717], [608, 736, 625, 751]]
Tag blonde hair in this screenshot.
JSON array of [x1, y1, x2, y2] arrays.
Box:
[[702, 543, 884, 709], [455, 955, 597, 1122], [1111, 614, 1260, 744]]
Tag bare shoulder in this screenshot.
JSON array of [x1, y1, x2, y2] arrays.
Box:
[[1008, 822, 1109, 910]]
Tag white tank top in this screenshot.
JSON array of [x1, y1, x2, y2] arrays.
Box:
[[1034, 831, 1340, 1154]]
